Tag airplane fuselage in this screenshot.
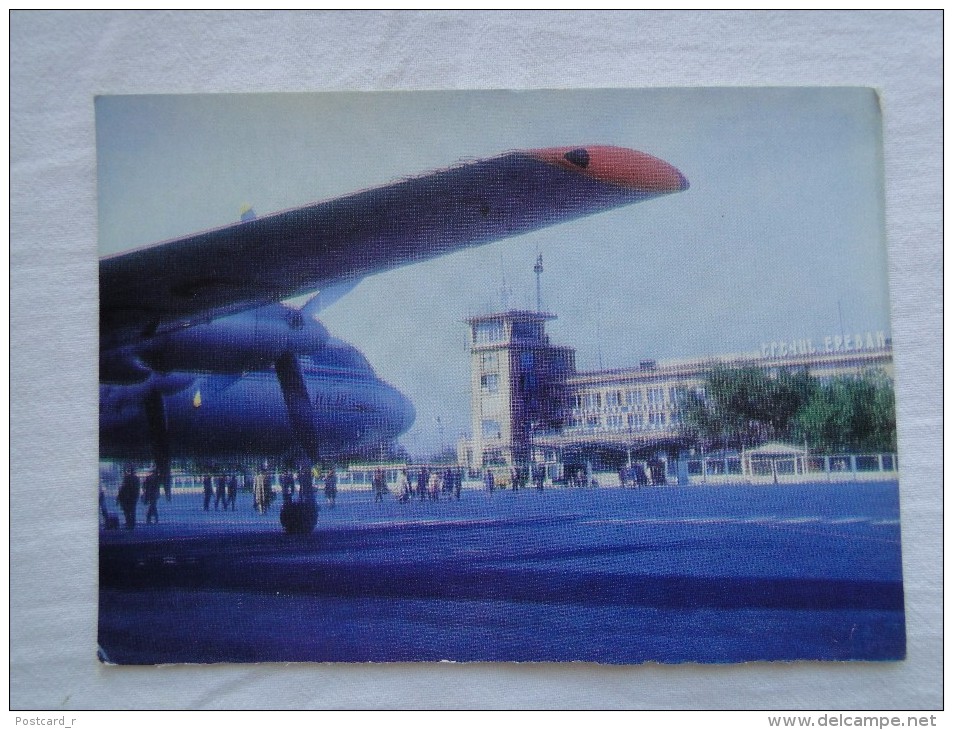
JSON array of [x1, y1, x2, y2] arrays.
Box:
[[101, 356, 414, 460]]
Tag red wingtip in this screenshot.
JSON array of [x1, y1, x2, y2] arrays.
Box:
[[527, 145, 688, 194]]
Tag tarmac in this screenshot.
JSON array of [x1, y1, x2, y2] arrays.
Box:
[[99, 480, 905, 665]]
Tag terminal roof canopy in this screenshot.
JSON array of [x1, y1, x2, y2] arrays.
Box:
[[744, 442, 807, 457]]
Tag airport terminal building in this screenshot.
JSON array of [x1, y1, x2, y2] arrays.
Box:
[[457, 310, 895, 484]]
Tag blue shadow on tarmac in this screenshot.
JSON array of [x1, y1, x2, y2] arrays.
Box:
[[99, 481, 905, 664]]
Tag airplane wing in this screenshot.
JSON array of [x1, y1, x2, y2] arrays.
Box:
[[100, 145, 687, 350]]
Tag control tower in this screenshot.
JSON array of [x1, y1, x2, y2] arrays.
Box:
[[465, 310, 575, 470]]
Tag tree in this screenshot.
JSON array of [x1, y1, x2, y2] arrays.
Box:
[[794, 370, 896, 453], [678, 364, 815, 450], [680, 364, 896, 454]]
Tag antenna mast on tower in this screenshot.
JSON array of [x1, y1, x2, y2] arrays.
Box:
[[496, 255, 508, 310], [534, 253, 544, 312]]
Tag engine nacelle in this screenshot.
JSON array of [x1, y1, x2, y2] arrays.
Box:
[[140, 304, 330, 375]]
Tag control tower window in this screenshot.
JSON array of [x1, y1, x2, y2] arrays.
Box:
[[480, 373, 500, 394], [511, 321, 541, 343], [483, 448, 506, 465], [481, 352, 499, 371], [474, 320, 504, 344], [482, 420, 502, 439]]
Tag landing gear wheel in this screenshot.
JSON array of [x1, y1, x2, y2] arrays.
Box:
[[280, 500, 318, 534]]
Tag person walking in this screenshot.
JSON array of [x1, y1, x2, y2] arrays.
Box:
[[396, 469, 410, 503], [324, 468, 338, 508], [215, 474, 228, 510], [227, 474, 238, 511], [280, 470, 295, 503], [143, 469, 161, 524], [373, 468, 387, 503], [254, 469, 270, 514], [534, 464, 545, 491], [117, 465, 140, 530], [297, 467, 313, 503], [203, 474, 214, 511], [484, 469, 495, 494]]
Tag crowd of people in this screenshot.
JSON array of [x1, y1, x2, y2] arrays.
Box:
[[102, 459, 663, 531], [104, 464, 166, 530], [104, 465, 255, 531], [617, 459, 667, 487], [390, 466, 465, 503], [202, 473, 240, 512]]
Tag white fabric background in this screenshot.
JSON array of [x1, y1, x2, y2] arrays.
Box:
[[10, 10, 941, 709]]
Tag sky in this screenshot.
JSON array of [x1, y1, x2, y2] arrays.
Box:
[[97, 88, 892, 459]]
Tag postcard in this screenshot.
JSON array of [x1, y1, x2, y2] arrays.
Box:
[[97, 89, 903, 664]]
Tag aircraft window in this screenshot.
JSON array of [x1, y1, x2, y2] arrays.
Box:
[[564, 148, 590, 169]]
